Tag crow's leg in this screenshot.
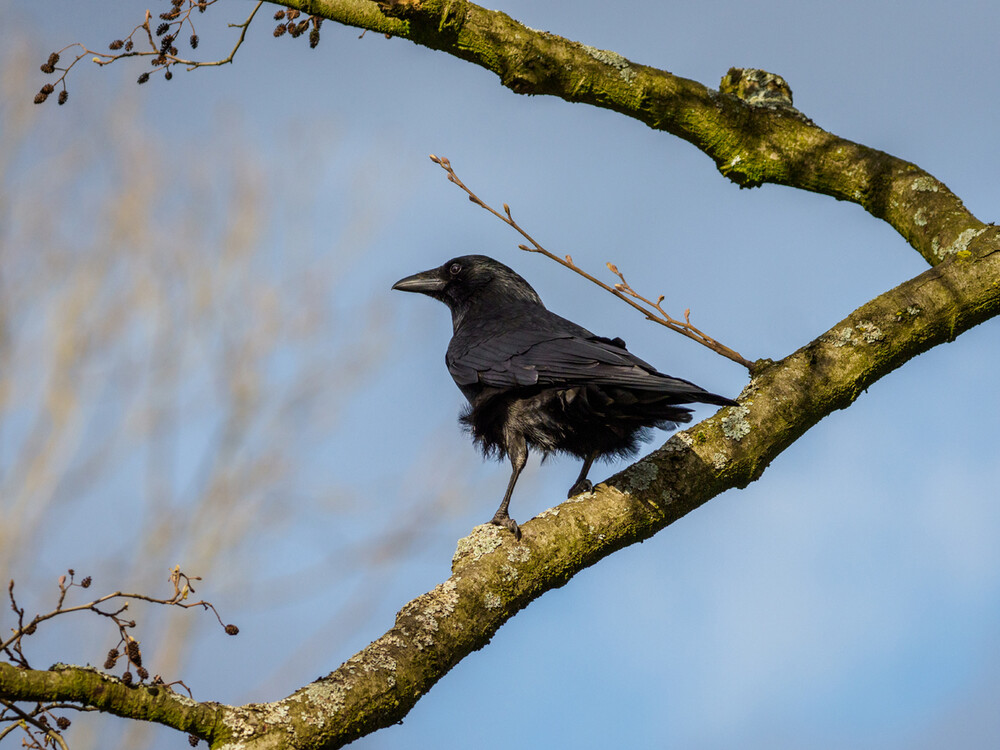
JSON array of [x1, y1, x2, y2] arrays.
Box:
[[568, 451, 599, 497], [491, 438, 526, 539]]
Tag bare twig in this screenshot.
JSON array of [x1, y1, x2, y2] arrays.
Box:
[[0, 699, 71, 750], [428, 155, 753, 369], [3, 568, 237, 672]]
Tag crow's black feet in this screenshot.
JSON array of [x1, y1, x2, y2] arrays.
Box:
[[567, 478, 593, 498], [490, 512, 521, 540]]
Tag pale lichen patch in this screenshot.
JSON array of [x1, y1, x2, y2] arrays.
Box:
[[857, 322, 885, 343], [833, 322, 884, 346], [712, 452, 729, 470], [914, 207, 928, 226], [910, 176, 939, 192], [221, 694, 329, 746], [343, 637, 399, 688], [221, 706, 268, 739], [933, 227, 986, 260], [484, 592, 502, 609], [452, 524, 503, 567], [506, 544, 531, 564], [295, 679, 349, 724], [661, 432, 694, 454], [738, 376, 762, 400], [624, 461, 659, 492], [832, 327, 856, 347], [721, 405, 751, 441], [579, 44, 635, 81], [264, 703, 290, 723], [398, 579, 459, 650]]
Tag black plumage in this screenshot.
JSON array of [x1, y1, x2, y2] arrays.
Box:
[[392, 255, 737, 538]]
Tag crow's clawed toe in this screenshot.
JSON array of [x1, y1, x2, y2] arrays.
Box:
[[568, 478, 593, 498], [490, 513, 521, 540]]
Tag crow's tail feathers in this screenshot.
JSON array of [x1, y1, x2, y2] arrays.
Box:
[[647, 376, 738, 409], [693, 391, 739, 408]]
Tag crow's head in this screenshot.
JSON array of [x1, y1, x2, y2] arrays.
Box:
[[392, 255, 542, 323]]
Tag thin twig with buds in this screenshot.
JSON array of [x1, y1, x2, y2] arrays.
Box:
[[33, 1, 272, 105], [428, 155, 753, 369]]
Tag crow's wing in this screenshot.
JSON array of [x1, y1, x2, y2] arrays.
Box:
[[448, 328, 711, 397]]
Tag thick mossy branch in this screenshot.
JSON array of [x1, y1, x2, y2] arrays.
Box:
[[280, 0, 985, 266], [0, 663, 221, 740], [10, 228, 993, 748]]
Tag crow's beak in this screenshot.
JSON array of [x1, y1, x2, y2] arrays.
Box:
[[391, 269, 446, 295]]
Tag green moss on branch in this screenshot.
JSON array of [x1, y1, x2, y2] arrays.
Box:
[[280, 0, 985, 266]]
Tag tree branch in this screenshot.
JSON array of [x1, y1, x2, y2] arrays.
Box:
[[280, 0, 985, 266], [0, 663, 220, 740], [5, 226, 998, 747]]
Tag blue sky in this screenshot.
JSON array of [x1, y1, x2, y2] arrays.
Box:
[[3, 1, 999, 748]]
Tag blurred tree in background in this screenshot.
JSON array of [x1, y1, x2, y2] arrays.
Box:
[[1, 32, 474, 749]]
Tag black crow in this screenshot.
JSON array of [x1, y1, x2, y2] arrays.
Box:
[[393, 255, 737, 538]]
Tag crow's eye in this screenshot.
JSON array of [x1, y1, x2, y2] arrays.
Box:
[[449, 263, 462, 276]]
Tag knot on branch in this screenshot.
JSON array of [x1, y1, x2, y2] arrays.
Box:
[[720, 68, 794, 108]]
